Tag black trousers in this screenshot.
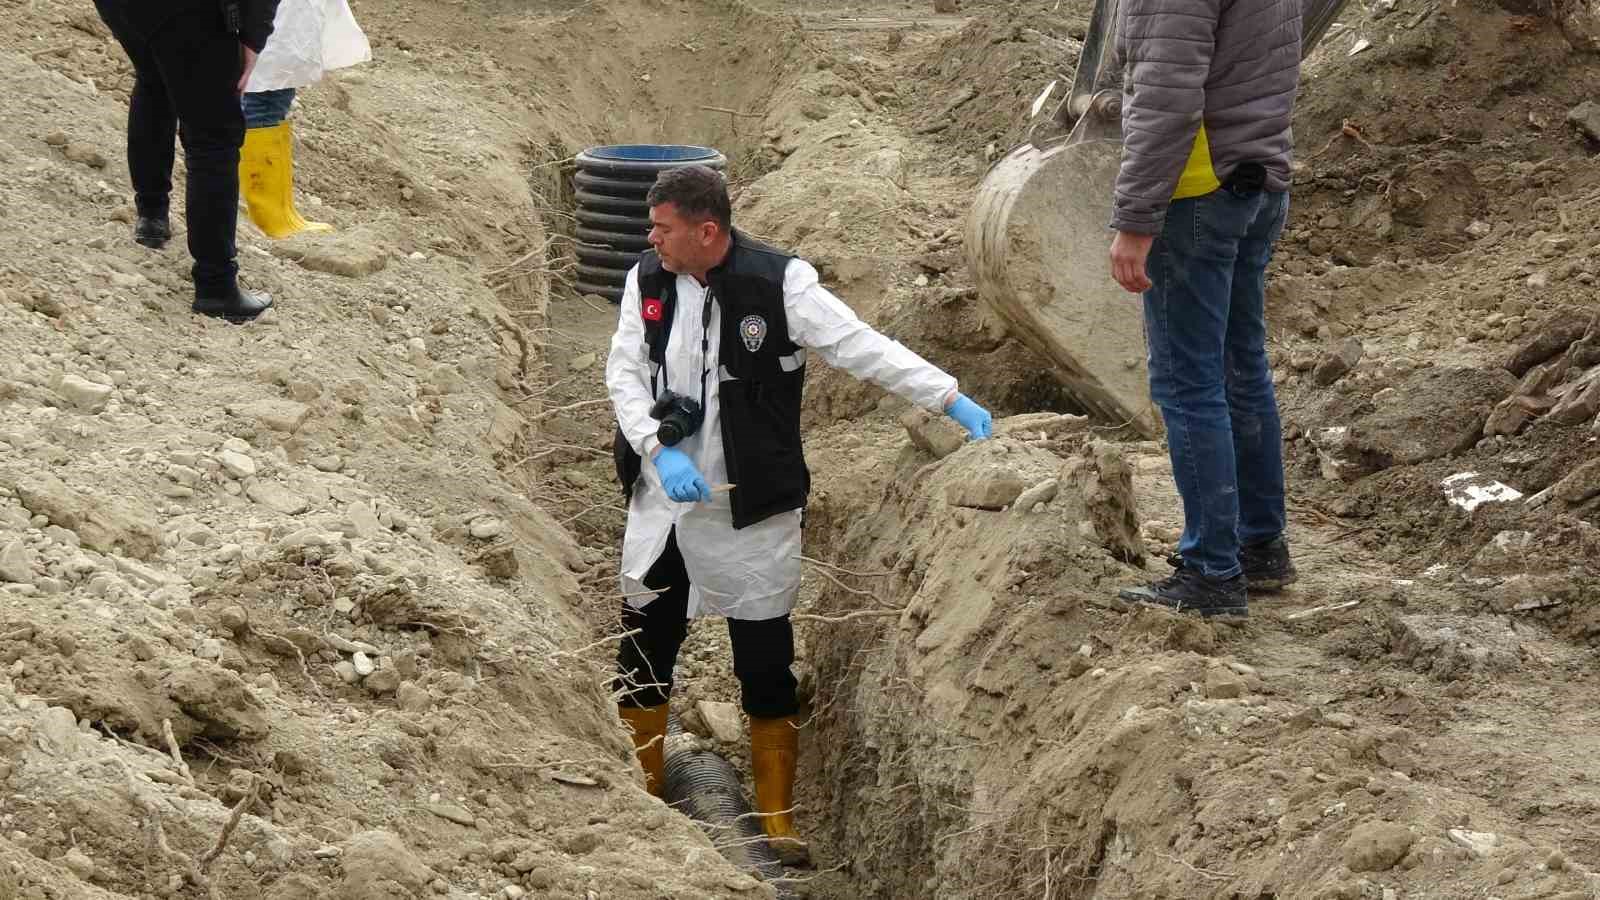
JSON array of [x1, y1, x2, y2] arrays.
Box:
[[94, 0, 245, 297], [615, 530, 799, 719]]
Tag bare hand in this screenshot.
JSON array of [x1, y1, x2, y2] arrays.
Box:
[[1109, 230, 1155, 294], [237, 45, 258, 96]]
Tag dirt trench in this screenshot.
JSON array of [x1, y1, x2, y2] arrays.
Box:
[[510, 2, 1600, 899]]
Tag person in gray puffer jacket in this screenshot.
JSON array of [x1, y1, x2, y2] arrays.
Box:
[[1109, 0, 1303, 619]]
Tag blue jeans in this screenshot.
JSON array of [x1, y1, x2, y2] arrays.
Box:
[[1143, 186, 1289, 580], [241, 88, 295, 128]]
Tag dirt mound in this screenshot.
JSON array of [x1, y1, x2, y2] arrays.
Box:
[[797, 421, 1600, 899], [0, 0, 790, 895], [906, 3, 1088, 166]]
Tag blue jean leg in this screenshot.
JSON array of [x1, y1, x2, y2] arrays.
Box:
[[1226, 191, 1289, 546], [1144, 188, 1287, 579], [241, 88, 296, 128]]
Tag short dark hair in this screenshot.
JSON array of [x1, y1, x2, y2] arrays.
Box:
[[647, 165, 732, 232]]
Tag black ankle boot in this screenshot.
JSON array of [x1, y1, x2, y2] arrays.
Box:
[[1240, 536, 1297, 592], [192, 286, 273, 324], [134, 216, 171, 249], [1118, 569, 1248, 619]]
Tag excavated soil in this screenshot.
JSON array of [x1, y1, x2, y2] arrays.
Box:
[[1, 0, 1598, 898]]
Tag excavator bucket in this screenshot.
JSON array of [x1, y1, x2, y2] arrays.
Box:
[[967, 0, 1351, 437]]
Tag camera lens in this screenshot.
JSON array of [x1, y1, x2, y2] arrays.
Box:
[[658, 419, 684, 446]]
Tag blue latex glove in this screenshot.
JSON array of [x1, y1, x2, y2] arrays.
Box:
[[653, 446, 712, 503], [946, 393, 993, 440]]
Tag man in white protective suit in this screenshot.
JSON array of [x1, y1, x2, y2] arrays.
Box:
[[605, 165, 993, 864], [238, 0, 370, 238]]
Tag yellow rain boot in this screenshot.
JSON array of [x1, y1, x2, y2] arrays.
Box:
[[749, 715, 811, 866], [618, 703, 669, 797], [239, 121, 333, 239]]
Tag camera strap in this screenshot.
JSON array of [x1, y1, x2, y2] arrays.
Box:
[[655, 282, 715, 416], [697, 286, 714, 414]]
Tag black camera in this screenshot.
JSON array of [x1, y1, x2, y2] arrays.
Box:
[[651, 390, 704, 447]]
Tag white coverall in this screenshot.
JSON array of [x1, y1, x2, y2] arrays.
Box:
[[245, 0, 371, 93], [606, 257, 958, 621]]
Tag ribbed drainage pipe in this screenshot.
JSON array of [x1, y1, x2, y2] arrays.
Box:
[[662, 716, 794, 898], [572, 144, 727, 302]]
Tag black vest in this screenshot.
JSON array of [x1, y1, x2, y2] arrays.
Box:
[[613, 232, 810, 530]]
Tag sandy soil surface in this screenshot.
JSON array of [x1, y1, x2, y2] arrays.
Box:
[[1, 0, 1596, 897]]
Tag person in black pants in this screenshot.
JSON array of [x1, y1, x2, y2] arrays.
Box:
[[93, 0, 279, 323], [616, 530, 799, 722]]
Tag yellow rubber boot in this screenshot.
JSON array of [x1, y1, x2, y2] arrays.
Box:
[[239, 121, 333, 239], [749, 715, 811, 866], [617, 703, 669, 797]]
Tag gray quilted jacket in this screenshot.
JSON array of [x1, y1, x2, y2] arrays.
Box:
[[1111, 0, 1303, 234]]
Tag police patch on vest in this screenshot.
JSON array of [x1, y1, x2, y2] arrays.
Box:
[[739, 315, 768, 352]]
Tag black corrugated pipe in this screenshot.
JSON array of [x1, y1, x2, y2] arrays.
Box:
[[662, 716, 795, 898], [572, 145, 727, 302]]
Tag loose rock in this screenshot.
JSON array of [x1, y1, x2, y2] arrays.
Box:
[[217, 450, 258, 479], [1343, 821, 1416, 872], [948, 467, 1026, 510], [1505, 308, 1591, 376], [1553, 458, 1600, 504], [696, 700, 744, 743], [347, 501, 383, 539], [397, 681, 433, 713], [365, 668, 401, 695], [1313, 337, 1364, 386], [901, 407, 966, 459], [0, 541, 32, 584], [1448, 828, 1500, 859], [61, 847, 95, 881], [1204, 666, 1245, 700], [246, 481, 310, 516], [426, 802, 476, 827], [55, 374, 113, 412], [229, 398, 312, 433], [341, 831, 435, 900], [1568, 100, 1600, 143]]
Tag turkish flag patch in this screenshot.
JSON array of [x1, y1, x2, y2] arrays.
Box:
[[642, 298, 663, 322]]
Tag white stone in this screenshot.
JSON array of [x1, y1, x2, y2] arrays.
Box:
[[346, 501, 382, 539], [56, 374, 113, 412], [62, 847, 95, 881], [696, 700, 744, 744], [0, 541, 32, 584], [217, 450, 257, 479], [35, 706, 80, 756], [1448, 829, 1500, 859], [196, 639, 224, 660], [352, 652, 376, 677], [469, 517, 506, 539], [326, 634, 381, 655], [246, 481, 309, 516]]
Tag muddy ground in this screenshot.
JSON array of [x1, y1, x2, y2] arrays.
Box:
[[0, 0, 1596, 898]]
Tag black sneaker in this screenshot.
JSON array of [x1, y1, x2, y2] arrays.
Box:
[[192, 286, 273, 324], [1240, 536, 1297, 592], [134, 216, 171, 249], [1119, 569, 1248, 619]]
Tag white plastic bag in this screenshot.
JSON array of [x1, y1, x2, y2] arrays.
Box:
[[246, 0, 372, 93]]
